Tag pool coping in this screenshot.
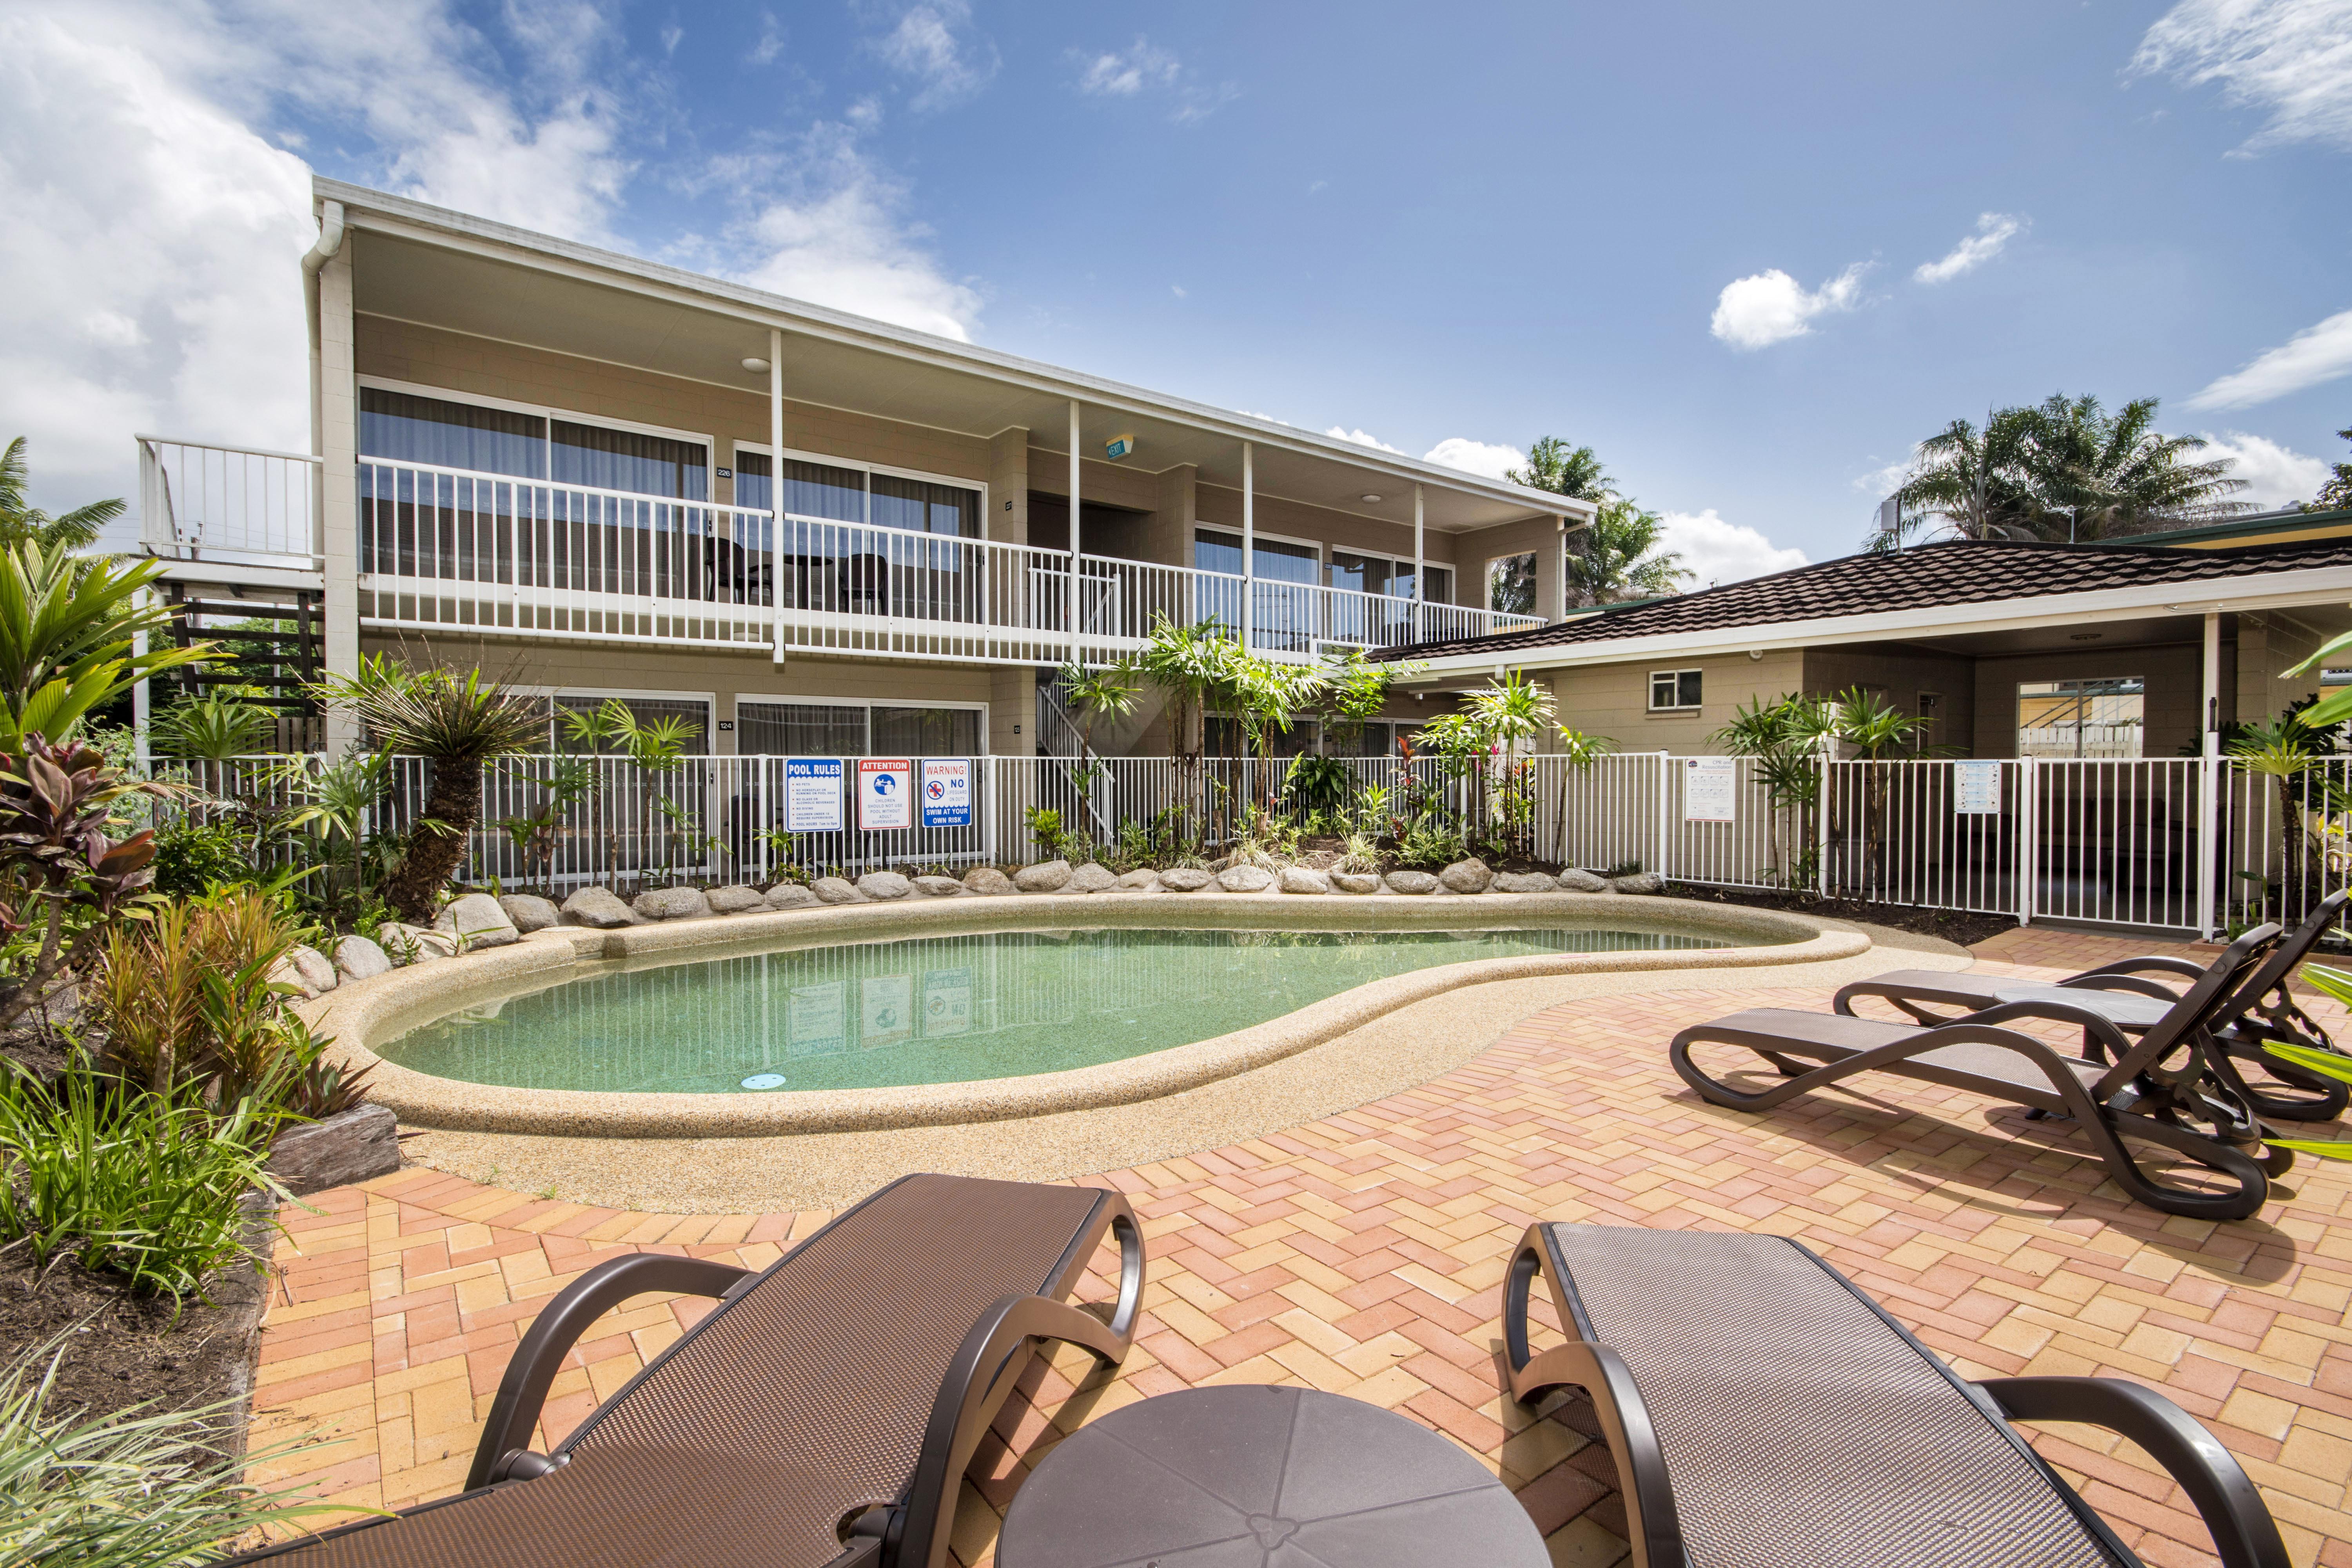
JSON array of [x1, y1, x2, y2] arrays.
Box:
[[303, 893, 1868, 1138]]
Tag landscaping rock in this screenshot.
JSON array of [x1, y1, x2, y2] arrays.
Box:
[[1608, 871, 1664, 895], [962, 867, 1016, 896], [855, 871, 913, 900], [561, 887, 639, 928], [705, 885, 769, 914], [1332, 871, 1383, 895], [1066, 862, 1118, 893], [812, 877, 865, 904], [914, 875, 966, 897], [1216, 864, 1274, 893], [1278, 866, 1331, 895], [1492, 871, 1557, 894], [333, 935, 392, 982], [1014, 859, 1073, 893], [378, 923, 459, 964], [1557, 869, 1611, 893], [632, 887, 713, 921], [288, 944, 338, 994], [1157, 866, 1210, 892], [436, 892, 521, 949], [1115, 868, 1160, 889], [1438, 858, 1494, 894], [764, 881, 821, 909], [497, 894, 561, 933], [268, 1103, 401, 1197], [1384, 870, 1439, 895]]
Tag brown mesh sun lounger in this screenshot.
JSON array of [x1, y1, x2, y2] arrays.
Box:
[[1670, 924, 2287, 1219], [236, 1172, 1144, 1568], [1835, 891, 2352, 1123], [1504, 1222, 2289, 1568]]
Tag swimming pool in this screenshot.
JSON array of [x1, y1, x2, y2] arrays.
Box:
[[379, 923, 1748, 1095]]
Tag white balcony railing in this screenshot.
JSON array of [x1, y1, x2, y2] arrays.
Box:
[[144, 442, 1547, 659], [138, 435, 321, 569]]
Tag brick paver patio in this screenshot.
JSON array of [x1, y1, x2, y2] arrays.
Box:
[[249, 928, 2352, 1567]]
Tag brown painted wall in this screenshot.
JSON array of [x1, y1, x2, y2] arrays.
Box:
[[1802, 647, 1978, 756]]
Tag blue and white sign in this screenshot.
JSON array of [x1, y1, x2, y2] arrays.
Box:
[[783, 758, 844, 832], [920, 758, 973, 828], [859, 758, 914, 830], [1954, 760, 2003, 816]]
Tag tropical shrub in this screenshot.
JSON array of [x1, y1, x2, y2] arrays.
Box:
[[149, 696, 277, 761], [147, 818, 256, 898], [0, 736, 169, 1036], [85, 888, 321, 1104]]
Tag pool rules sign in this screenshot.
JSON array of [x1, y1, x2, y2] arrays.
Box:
[[858, 759, 914, 830], [921, 759, 972, 828]]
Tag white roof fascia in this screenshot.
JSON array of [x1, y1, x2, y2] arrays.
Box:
[[316, 180, 1593, 523], [1404, 562, 2352, 674]]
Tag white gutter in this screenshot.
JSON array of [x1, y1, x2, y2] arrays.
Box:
[[312, 178, 1589, 524], [1401, 561, 2352, 675]]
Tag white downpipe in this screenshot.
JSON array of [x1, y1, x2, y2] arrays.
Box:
[[301, 200, 346, 560], [1241, 441, 1254, 652], [769, 329, 785, 666], [1068, 400, 1081, 664]]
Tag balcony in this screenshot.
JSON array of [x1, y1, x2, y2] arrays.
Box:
[[142, 443, 1548, 664]]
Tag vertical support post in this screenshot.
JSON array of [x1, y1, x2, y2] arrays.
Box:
[[770, 328, 785, 665], [132, 588, 151, 771], [317, 243, 361, 753], [1241, 441, 1255, 652], [1068, 400, 1082, 664], [2018, 755, 2038, 926], [2199, 611, 2222, 938], [1815, 750, 1831, 898], [1412, 483, 1425, 641]]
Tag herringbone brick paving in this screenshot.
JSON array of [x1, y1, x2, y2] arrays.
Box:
[[249, 928, 2352, 1567]]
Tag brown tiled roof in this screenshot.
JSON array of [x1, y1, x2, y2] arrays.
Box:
[[1382, 536, 2352, 660]]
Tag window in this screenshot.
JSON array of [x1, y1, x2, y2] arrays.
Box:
[[552, 693, 714, 754], [871, 705, 982, 755], [552, 421, 706, 499], [1328, 551, 1452, 606], [2018, 678, 2143, 759], [735, 448, 980, 534], [735, 699, 987, 757], [358, 385, 707, 499], [1489, 552, 1538, 615], [1192, 527, 1320, 582], [1650, 670, 1702, 711]]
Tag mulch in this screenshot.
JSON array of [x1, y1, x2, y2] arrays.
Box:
[[1661, 880, 2021, 947]]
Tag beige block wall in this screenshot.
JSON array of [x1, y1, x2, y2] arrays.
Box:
[[368, 635, 1024, 755], [2237, 612, 2322, 727], [1544, 651, 1806, 752], [1971, 644, 2204, 759], [988, 428, 1029, 545], [1456, 515, 1564, 619], [354, 317, 998, 519], [1802, 646, 1978, 755]]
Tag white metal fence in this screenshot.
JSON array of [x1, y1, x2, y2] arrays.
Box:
[[150, 748, 2352, 937], [138, 435, 321, 568]]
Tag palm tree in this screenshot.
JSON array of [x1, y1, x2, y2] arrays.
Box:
[[2024, 394, 2249, 539], [2228, 715, 2323, 922], [1564, 499, 1691, 607], [0, 545, 211, 751], [1878, 406, 2045, 549], [319, 657, 545, 920], [1055, 659, 1142, 773], [0, 437, 125, 553], [1508, 438, 1613, 501], [2307, 427, 2352, 514]]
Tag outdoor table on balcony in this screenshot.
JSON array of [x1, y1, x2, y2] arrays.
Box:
[[995, 1385, 1548, 1568]]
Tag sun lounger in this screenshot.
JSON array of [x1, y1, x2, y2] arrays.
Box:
[[1670, 924, 2286, 1218], [1834, 891, 2351, 1122], [1504, 1222, 2288, 1568], [236, 1172, 1145, 1568]]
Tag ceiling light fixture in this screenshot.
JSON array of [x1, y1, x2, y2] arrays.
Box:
[[741, 357, 771, 373], [1360, 494, 1382, 504]]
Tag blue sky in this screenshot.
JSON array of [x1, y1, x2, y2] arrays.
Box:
[[4, 0, 2348, 577]]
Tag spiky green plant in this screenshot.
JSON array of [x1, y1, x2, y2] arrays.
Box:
[[151, 696, 277, 762], [0, 545, 214, 751]]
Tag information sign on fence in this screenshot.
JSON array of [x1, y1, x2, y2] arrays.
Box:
[[920, 758, 973, 828], [858, 758, 914, 830], [784, 758, 844, 831], [1953, 760, 2002, 816], [1682, 757, 1737, 822]]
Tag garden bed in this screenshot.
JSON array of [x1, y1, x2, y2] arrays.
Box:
[[1662, 881, 2020, 947]]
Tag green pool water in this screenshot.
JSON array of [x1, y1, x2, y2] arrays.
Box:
[[379, 924, 1749, 1095]]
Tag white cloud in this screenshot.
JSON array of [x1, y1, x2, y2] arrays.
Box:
[[710, 125, 981, 341], [1709, 263, 1868, 350], [1170, 283, 1187, 298], [1076, 37, 1179, 97], [2186, 430, 2333, 508], [1326, 426, 1403, 454], [1913, 212, 2025, 284], [1851, 451, 1920, 497], [874, 1, 996, 111], [2130, 0, 2352, 151], [1658, 510, 1808, 587], [2187, 309, 2352, 409], [749, 13, 784, 66], [1422, 438, 1525, 480]]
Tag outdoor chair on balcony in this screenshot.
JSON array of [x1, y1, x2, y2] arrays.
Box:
[[234, 1173, 1144, 1568], [1668, 924, 2286, 1219], [1503, 1222, 2288, 1568], [1832, 891, 2352, 1123]]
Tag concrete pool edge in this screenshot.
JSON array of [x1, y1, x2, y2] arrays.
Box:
[[304, 893, 1867, 1138]]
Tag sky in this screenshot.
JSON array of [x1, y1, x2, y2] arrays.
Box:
[[2, 0, 2348, 584]]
